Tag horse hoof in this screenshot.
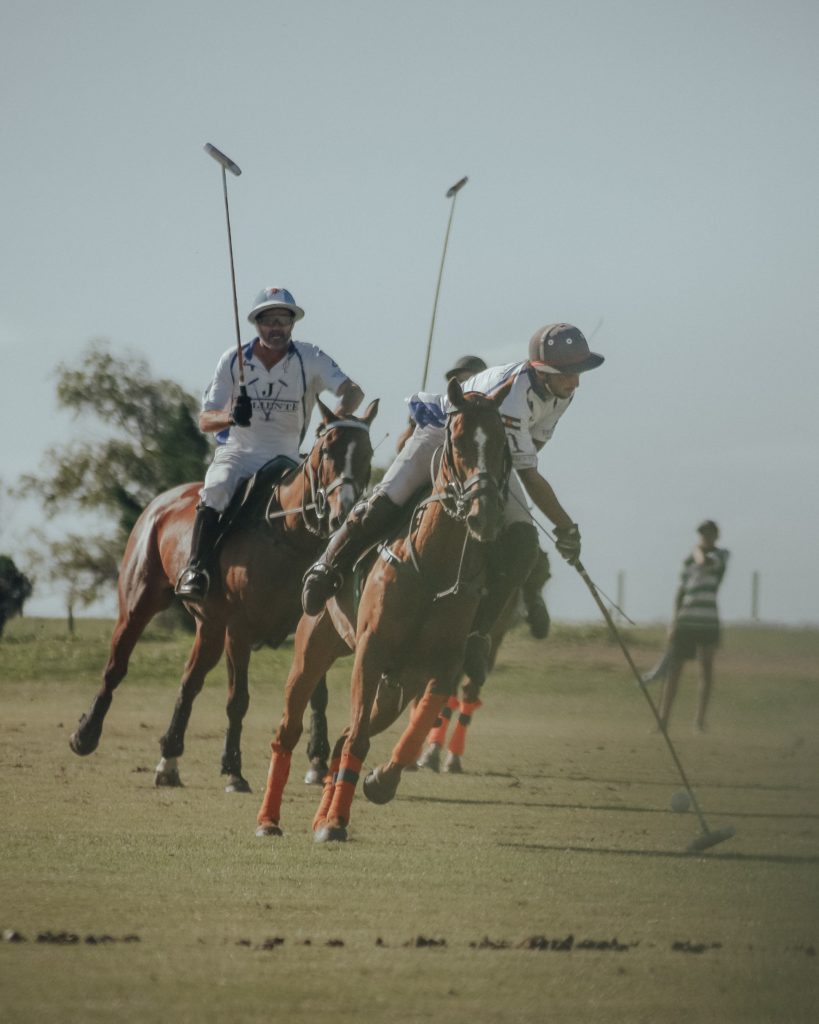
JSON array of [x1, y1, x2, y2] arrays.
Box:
[[154, 769, 183, 788], [363, 766, 400, 805], [255, 823, 283, 838], [304, 760, 328, 786], [443, 752, 463, 774], [68, 717, 99, 756], [68, 730, 97, 757], [417, 744, 441, 773], [225, 776, 252, 794], [314, 825, 348, 843]]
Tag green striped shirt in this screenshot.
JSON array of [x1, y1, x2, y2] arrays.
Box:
[[675, 548, 729, 628]]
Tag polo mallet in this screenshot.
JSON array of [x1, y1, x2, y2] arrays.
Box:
[[420, 176, 468, 390], [574, 559, 735, 853], [204, 142, 247, 397]]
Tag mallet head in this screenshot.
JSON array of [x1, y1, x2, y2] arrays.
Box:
[[446, 176, 468, 198], [686, 826, 736, 854], [204, 143, 241, 176]]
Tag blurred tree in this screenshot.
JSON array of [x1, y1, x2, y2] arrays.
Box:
[[0, 554, 34, 640], [18, 341, 211, 623]]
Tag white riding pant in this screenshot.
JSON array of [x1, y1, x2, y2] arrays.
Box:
[[376, 423, 532, 527], [199, 445, 291, 512]]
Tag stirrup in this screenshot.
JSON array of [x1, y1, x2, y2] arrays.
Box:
[[175, 566, 210, 601], [301, 562, 344, 616]]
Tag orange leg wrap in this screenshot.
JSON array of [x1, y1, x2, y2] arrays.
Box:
[[326, 753, 364, 829], [312, 756, 341, 832], [427, 694, 459, 747], [447, 699, 483, 757], [256, 743, 292, 827], [392, 691, 449, 766]]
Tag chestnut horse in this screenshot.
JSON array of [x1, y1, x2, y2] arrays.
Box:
[[69, 398, 378, 791], [256, 378, 511, 840]]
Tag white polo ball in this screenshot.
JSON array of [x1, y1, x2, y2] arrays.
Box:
[[671, 790, 691, 813]]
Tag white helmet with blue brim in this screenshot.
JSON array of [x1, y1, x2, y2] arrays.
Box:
[[247, 286, 305, 323]]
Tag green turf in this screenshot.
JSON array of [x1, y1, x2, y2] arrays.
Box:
[[1, 618, 817, 1023]]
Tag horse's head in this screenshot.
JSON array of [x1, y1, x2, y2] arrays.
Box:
[[440, 377, 512, 543], [307, 397, 379, 534]]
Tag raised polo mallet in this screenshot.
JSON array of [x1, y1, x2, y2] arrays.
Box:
[[204, 142, 247, 396], [420, 176, 468, 390], [574, 560, 736, 854]]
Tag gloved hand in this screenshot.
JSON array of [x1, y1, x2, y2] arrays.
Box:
[[553, 523, 581, 565], [231, 393, 252, 427]]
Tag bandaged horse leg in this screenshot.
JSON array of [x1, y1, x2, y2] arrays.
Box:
[[312, 753, 341, 832], [464, 522, 539, 685], [363, 684, 450, 804], [256, 612, 346, 835], [255, 743, 291, 837], [418, 694, 459, 770], [444, 698, 483, 772]]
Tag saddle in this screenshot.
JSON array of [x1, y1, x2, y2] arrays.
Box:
[[215, 455, 299, 550]]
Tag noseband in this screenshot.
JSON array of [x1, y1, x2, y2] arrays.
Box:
[[265, 420, 372, 538]]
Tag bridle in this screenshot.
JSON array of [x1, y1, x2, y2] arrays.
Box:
[[422, 410, 510, 525], [392, 406, 511, 601], [265, 420, 372, 538]]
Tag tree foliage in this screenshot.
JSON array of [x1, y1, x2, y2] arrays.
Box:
[[19, 341, 211, 612], [0, 554, 34, 639]]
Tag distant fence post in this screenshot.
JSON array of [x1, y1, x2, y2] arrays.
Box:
[[751, 571, 760, 622], [616, 570, 625, 622]]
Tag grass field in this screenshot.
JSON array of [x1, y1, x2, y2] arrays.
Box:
[[1, 617, 818, 1023]]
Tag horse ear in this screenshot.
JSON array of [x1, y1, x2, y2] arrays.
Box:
[[489, 377, 514, 408], [360, 398, 379, 425], [447, 377, 467, 410], [317, 396, 338, 426]]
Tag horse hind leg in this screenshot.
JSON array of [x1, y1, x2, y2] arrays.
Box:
[[363, 682, 450, 805], [221, 622, 252, 794], [312, 734, 347, 842], [69, 582, 172, 757], [304, 675, 330, 785]]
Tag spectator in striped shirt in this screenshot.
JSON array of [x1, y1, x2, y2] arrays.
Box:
[[658, 520, 730, 732]]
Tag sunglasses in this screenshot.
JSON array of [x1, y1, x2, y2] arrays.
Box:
[[256, 311, 295, 327]]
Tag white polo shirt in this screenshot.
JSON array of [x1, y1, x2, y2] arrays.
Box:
[[202, 339, 350, 460], [439, 361, 574, 469]]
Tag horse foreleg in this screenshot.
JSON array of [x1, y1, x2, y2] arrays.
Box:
[[256, 614, 346, 837], [304, 675, 330, 784], [221, 622, 252, 793], [315, 638, 387, 842], [363, 676, 453, 805], [69, 585, 171, 757], [156, 621, 225, 787]]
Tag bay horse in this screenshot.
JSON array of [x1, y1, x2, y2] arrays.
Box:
[[68, 398, 378, 791], [255, 377, 511, 840]]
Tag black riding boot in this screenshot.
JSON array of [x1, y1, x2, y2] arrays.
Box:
[[175, 505, 221, 602], [463, 522, 539, 685], [522, 546, 552, 639], [301, 492, 400, 615]]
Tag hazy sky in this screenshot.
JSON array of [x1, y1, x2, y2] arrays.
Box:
[[2, 0, 818, 625]]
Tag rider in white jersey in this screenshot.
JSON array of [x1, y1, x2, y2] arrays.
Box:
[[176, 286, 364, 602], [301, 323, 604, 677]]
